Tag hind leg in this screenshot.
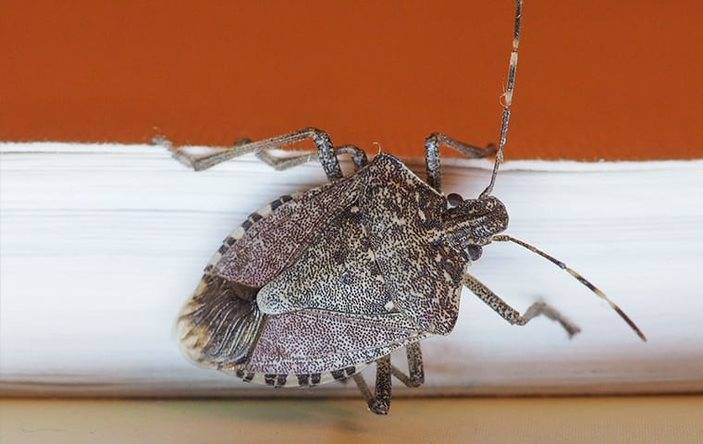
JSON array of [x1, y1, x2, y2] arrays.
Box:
[[352, 344, 425, 415], [353, 356, 393, 415], [166, 127, 355, 181], [424, 132, 496, 192], [389, 342, 424, 388]]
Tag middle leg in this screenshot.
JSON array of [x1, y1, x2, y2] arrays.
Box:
[[256, 143, 368, 172]]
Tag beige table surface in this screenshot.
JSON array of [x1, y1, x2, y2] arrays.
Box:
[[1, 397, 701, 443]]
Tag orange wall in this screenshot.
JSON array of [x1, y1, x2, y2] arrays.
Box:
[[2, 1, 701, 160]]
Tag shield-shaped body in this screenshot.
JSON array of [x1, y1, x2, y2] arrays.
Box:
[[178, 154, 470, 387]]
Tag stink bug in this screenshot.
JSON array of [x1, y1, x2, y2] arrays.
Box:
[[170, 0, 645, 415]]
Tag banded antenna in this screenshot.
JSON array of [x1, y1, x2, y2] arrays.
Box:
[[492, 234, 647, 342], [480, 0, 524, 198]]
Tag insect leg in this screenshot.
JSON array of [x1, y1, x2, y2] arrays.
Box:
[[463, 273, 581, 338], [165, 127, 346, 180], [389, 342, 425, 388], [335, 144, 368, 170], [424, 133, 496, 192], [352, 355, 393, 415]]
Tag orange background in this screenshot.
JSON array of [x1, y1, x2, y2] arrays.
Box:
[[2, 1, 702, 160]]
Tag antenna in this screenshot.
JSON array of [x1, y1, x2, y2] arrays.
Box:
[[492, 234, 647, 342], [480, 0, 524, 198]]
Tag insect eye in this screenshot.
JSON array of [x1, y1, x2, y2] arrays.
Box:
[[467, 245, 483, 261], [447, 193, 464, 208]]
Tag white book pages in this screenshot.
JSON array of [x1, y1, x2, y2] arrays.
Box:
[[1, 143, 702, 397]]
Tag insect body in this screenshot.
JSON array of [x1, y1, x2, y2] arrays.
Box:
[[172, 1, 644, 415], [179, 153, 506, 387]]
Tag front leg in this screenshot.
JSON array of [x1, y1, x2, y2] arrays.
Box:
[[463, 273, 581, 337]]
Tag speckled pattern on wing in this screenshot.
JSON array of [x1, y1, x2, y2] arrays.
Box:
[[256, 198, 393, 318], [361, 155, 466, 335], [247, 309, 424, 374], [214, 175, 362, 287], [256, 155, 466, 334]]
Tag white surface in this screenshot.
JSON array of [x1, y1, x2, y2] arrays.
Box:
[[1, 143, 702, 397]]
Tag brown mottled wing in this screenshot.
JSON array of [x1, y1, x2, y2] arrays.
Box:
[[214, 174, 363, 287], [178, 275, 263, 368], [246, 309, 425, 374], [179, 173, 364, 372]]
